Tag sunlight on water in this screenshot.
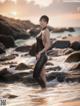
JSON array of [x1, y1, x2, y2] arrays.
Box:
[[0, 82, 79, 106]]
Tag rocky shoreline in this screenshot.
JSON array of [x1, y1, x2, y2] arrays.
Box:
[[0, 15, 80, 103]]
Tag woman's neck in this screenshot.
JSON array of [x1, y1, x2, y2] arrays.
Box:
[[42, 26, 47, 30]]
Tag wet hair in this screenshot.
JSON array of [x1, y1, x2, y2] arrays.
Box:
[[40, 15, 49, 23]]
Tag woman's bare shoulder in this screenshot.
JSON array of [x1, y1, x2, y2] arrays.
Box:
[[42, 28, 50, 36]]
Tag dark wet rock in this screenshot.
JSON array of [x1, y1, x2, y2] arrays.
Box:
[[48, 48, 72, 56], [0, 68, 12, 81], [52, 28, 66, 33], [46, 62, 54, 66], [47, 71, 80, 83], [47, 49, 64, 56], [67, 27, 75, 32], [46, 66, 61, 71], [70, 63, 80, 71], [22, 74, 35, 85], [65, 72, 80, 82], [0, 68, 23, 82], [65, 51, 80, 62], [21, 53, 29, 57], [0, 35, 15, 48], [0, 54, 16, 61], [29, 28, 40, 37], [1, 61, 17, 65], [14, 71, 80, 83], [15, 45, 31, 52], [15, 63, 31, 70], [52, 27, 75, 33], [0, 15, 35, 40], [10, 64, 17, 68], [51, 40, 71, 49], [64, 48, 74, 55], [62, 36, 67, 39], [0, 42, 5, 54], [68, 34, 72, 36], [47, 72, 65, 82], [47, 49, 59, 56], [71, 41, 80, 50], [3, 93, 18, 99], [0, 67, 80, 84]]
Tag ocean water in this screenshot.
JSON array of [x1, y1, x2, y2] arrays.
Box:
[[15, 28, 80, 47], [0, 28, 80, 106]]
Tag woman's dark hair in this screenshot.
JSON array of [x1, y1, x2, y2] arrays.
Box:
[[40, 15, 49, 23]]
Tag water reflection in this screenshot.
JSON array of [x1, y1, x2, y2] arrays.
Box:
[[31, 97, 47, 106]]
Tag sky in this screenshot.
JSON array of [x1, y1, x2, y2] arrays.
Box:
[[0, 0, 80, 27]]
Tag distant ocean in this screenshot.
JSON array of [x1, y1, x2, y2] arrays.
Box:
[[50, 27, 80, 39], [15, 27, 80, 47]]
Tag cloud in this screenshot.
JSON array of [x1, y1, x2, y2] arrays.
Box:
[[27, 0, 53, 7], [0, 0, 17, 4], [0, 0, 53, 7], [0, 0, 6, 3]]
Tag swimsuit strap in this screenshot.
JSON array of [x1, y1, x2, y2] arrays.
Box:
[[42, 26, 47, 30]]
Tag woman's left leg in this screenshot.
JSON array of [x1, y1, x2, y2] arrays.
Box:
[[33, 52, 48, 88]]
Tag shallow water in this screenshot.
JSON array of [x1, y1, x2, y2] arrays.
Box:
[[0, 28, 80, 106], [0, 82, 80, 106]]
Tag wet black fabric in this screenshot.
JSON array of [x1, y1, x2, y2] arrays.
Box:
[[33, 27, 48, 88], [33, 52, 48, 88]]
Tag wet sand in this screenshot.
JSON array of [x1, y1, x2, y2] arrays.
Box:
[[63, 101, 80, 106]]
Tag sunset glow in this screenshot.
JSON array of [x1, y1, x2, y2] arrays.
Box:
[[0, 0, 80, 27], [10, 11, 17, 17]]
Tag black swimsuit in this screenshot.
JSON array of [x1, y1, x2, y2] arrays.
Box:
[[33, 27, 48, 88]]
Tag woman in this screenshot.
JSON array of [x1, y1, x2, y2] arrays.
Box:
[[33, 15, 51, 89]]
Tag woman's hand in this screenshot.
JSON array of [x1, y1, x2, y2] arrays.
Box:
[[36, 52, 41, 60]]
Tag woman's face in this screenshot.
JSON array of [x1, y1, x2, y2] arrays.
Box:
[[39, 19, 47, 28]]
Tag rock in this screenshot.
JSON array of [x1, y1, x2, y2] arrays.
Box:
[[0, 68, 23, 82], [0, 42, 5, 54], [47, 72, 66, 82], [0, 35, 15, 48], [51, 40, 71, 49], [48, 48, 72, 57], [70, 63, 80, 71], [47, 71, 80, 83], [65, 51, 80, 62], [15, 63, 31, 70], [52, 28, 66, 33], [1, 62, 17, 65], [64, 48, 74, 55], [46, 66, 61, 71], [62, 36, 67, 39], [29, 28, 40, 37], [57, 73, 65, 82], [52, 27, 75, 33], [47, 49, 59, 56], [65, 72, 80, 82], [10, 64, 17, 68], [0, 15, 35, 40], [67, 27, 75, 32], [15, 45, 31, 52], [46, 62, 54, 66], [0, 54, 16, 61], [3, 93, 18, 99], [71, 41, 80, 50], [0, 68, 12, 81], [68, 34, 72, 36]]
